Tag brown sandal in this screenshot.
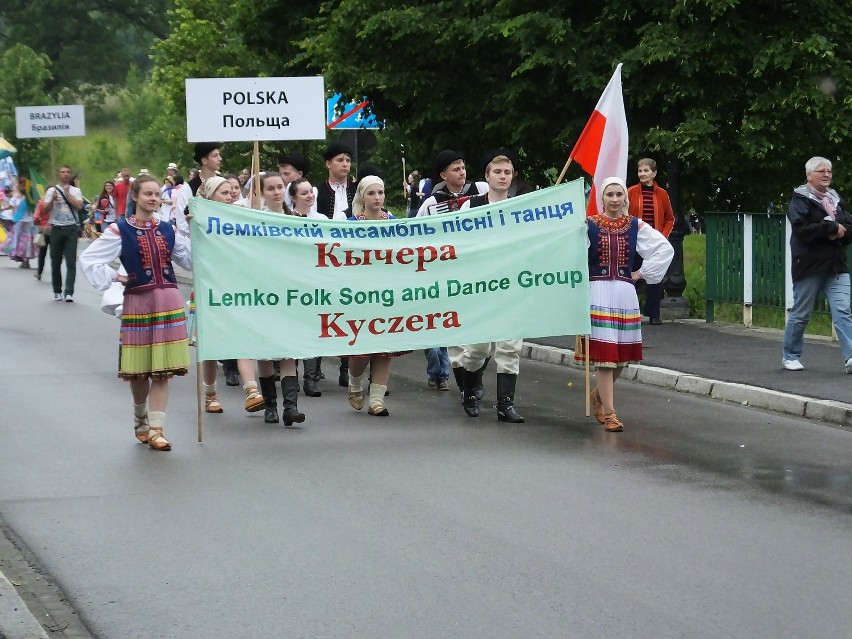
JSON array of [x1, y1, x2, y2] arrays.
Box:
[[205, 392, 224, 413], [590, 388, 605, 424], [147, 427, 172, 451], [603, 412, 624, 432]]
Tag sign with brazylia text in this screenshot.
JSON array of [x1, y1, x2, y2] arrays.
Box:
[[190, 180, 590, 360], [15, 105, 86, 138], [185, 77, 326, 142]]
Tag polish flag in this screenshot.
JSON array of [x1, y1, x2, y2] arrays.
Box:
[[569, 63, 628, 215]]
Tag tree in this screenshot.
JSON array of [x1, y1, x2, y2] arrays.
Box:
[[0, 44, 52, 170], [0, 0, 167, 88], [299, 0, 852, 211]]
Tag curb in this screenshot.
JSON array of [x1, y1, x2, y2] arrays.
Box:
[[523, 343, 852, 428], [0, 572, 49, 639]]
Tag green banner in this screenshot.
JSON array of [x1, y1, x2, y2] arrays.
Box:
[[190, 179, 590, 360]]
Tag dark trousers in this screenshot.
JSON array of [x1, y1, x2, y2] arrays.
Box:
[[633, 254, 663, 320], [37, 232, 51, 276], [644, 282, 663, 320], [50, 224, 78, 295]]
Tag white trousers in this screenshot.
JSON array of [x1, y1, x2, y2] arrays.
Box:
[[460, 339, 522, 375]]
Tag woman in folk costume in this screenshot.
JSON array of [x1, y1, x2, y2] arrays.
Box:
[[253, 171, 307, 426], [78, 175, 192, 451], [345, 176, 409, 416], [0, 178, 36, 268], [576, 176, 673, 432], [196, 176, 266, 416]]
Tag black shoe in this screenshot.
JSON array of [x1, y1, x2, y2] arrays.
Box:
[[303, 379, 322, 397], [462, 369, 480, 417], [650, 317, 663, 325], [259, 375, 279, 423], [225, 370, 240, 386], [473, 357, 489, 401], [339, 366, 349, 388], [302, 358, 322, 397], [496, 373, 524, 423], [281, 377, 305, 426]]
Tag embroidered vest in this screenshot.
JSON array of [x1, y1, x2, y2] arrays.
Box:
[[587, 214, 639, 283], [117, 217, 178, 293], [316, 181, 356, 219]]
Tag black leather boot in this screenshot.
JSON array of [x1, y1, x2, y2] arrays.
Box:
[[258, 375, 279, 423], [452, 366, 465, 402], [281, 376, 305, 426], [302, 358, 322, 397], [222, 359, 240, 386], [316, 357, 325, 380], [462, 369, 480, 417], [339, 357, 349, 387], [496, 373, 525, 423], [474, 357, 490, 401]]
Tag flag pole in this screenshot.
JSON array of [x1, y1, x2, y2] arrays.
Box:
[[401, 145, 407, 198], [555, 157, 573, 186], [584, 335, 590, 417], [250, 141, 261, 210], [196, 361, 203, 442]]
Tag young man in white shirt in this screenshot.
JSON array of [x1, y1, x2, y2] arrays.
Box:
[[42, 165, 83, 302]]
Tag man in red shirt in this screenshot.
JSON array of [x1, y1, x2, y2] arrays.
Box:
[[113, 167, 132, 219]]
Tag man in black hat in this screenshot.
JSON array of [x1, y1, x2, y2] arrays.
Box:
[[277, 151, 317, 213], [316, 141, 356, 221], [416, 150, 486, 217], [414, 150, 486, 390], [189, 142, 222, 196]]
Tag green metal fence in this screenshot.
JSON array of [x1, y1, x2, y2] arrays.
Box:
[[704, 211, 851, 323]]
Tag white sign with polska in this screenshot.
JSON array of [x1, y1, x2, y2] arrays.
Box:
[[16, 105, 86, 138], [185, 77, 326, 142]]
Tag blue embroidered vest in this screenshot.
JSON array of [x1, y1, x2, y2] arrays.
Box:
[[588, 214, 639, 283], [117, 217, 178, 293]]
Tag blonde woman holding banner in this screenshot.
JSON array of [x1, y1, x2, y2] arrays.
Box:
[[197, 176, 266, 416], [345, 176, 410, 416], [576, 176, 673, 432]]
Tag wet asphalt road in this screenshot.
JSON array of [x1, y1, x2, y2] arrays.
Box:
[[2, 262, 852, 639]]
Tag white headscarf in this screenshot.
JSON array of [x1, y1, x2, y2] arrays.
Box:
[[599, 176, 628, 216], [352, 176, 384, 216], [199, 176, 229, 201]]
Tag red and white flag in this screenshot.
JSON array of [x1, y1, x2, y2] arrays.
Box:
[[569, 63, 628, 215]]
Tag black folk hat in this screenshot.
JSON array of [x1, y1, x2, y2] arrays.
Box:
[[193, 142, 220, 163], [277, 151, 308, 174], [434, 149, 465, 177], [323, 141, 354, 161]]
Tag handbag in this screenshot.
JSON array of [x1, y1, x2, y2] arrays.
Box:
[[33, 232, 47, 248]]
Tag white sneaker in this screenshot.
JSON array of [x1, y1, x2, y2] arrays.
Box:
[[845, 357, 852, 374], [53, 293, 64, 301], [64, 294, 73, 303], [782, 359, 804, 371]]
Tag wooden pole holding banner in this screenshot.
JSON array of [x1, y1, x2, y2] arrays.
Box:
[[49, 138, 56, 181], [555, 156, 573, 186], [250, 141, 262, 210], [557, 156, 589, 415], [584, 336, 591, 417], [401, 145, 407, 198], [196, 361, 203, 442]]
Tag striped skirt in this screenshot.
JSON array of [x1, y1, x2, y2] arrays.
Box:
[[118, 287, 190, 380], [575, 280, 642, 369]]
